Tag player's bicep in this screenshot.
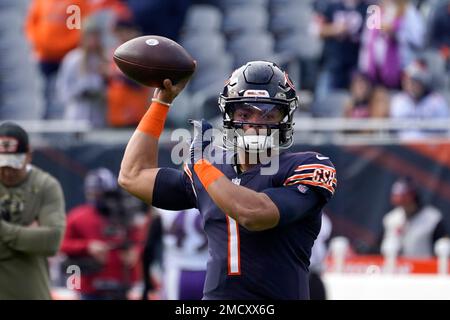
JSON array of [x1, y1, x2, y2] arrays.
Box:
[[122, 168, 160, 204], [262, 185, 324, 226], [152, 168, 197, 210]]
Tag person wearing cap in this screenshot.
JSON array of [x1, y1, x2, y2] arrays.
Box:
[[377, 177, 448, 258], [390, 59, 449, 140], [60, 168, 144, 300], [0, 122, 66, 300]]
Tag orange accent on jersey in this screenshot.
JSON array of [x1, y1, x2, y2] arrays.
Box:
[[226, 216, 241, 276], [283, 173, 315, 185], [184, 163, 194, 183], [295, 164, 336, 173], [297, 180, 335, 194], [137, 102, 169, 138], [285, 178, 337, 187]]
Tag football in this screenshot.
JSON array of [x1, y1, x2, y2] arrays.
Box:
[[113, 35, 196, 88]]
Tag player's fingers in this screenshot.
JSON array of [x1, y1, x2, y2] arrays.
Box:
[[163, 79, 173, 90]]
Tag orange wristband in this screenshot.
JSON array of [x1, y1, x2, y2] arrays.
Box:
[[194, 159, 225, 190], [137, 101, 169, 138]]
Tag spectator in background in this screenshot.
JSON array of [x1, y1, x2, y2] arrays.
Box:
[[26, 0, 91, 119], [0, 122, 66, 299], [25, 0, 130, 119], [344, 71, 389, 119], [428, 0, 450, 68], [359, 0, 425, 89], [124, 0, 191, 41], [315, 0, 369, 101], [107, 17, 153, 128], [61, 168, 144, 300], [56, 17, 109, 128], [390, 59, 449, 139], [428, 1, 450, 50], [378, 177, 448, 258]]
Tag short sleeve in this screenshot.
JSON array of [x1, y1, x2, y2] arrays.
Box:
[[152, 166, 197, 210], [282, 153, 337, 202], [263, 184, 323, 226]]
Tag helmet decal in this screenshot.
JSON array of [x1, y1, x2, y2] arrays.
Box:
[[243, 90, 270, 97]]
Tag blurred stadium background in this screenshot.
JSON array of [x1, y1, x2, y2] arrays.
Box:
[[2, 0, 450, 299]]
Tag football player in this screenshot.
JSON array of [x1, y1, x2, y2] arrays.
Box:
[[119, 61, 337, 299]]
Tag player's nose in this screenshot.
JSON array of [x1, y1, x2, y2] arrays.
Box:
[[250, 113, 266, 126], [244, 125, 262, 135]]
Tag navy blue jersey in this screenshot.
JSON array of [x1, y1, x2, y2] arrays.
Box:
[[152, 150, 337, 299]]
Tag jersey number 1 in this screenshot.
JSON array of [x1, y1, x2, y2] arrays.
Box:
[[227, 216, 241, 275], [227, 177, 242, 275]]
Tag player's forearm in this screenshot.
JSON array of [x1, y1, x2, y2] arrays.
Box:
[[0, 241, 16, 261], [119, 100, 169, 202], [0, 221, 64, 256], [207, 177, 280, 231], [193, 160, 279, 231]]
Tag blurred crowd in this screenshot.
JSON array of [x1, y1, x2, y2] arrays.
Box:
[[313, 0, 449, 139], [0, 0, 448, 136]]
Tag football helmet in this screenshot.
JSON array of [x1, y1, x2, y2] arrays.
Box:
[[218, 61, 298, 152], [84, 167, 117, 195]]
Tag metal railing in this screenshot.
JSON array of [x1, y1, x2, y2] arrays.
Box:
[[12, 118, 450, 146], [292, 118, 450, 131]]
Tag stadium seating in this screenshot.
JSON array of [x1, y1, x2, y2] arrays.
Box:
[[269, 2, 315, 36], [219, 0, 269, 10], [222, 5, 269, 37], [228, 32, 276, 68], [183, 4, 223, 34], [179, 32, 232, 95], [276, 32, 323, 60], [0, 0, 44, 119], [311, 90, 351, 118], [421, 49, 448, 90]]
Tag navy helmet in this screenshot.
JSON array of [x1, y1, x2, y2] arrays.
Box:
[[218, 61, 299, 152]]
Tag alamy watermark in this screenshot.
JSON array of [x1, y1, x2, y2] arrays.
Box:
[[366, 5, 381, 30], [66, 264, 81, 290], [66, 5, 81, 30], [170, 127, 280, 175]]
